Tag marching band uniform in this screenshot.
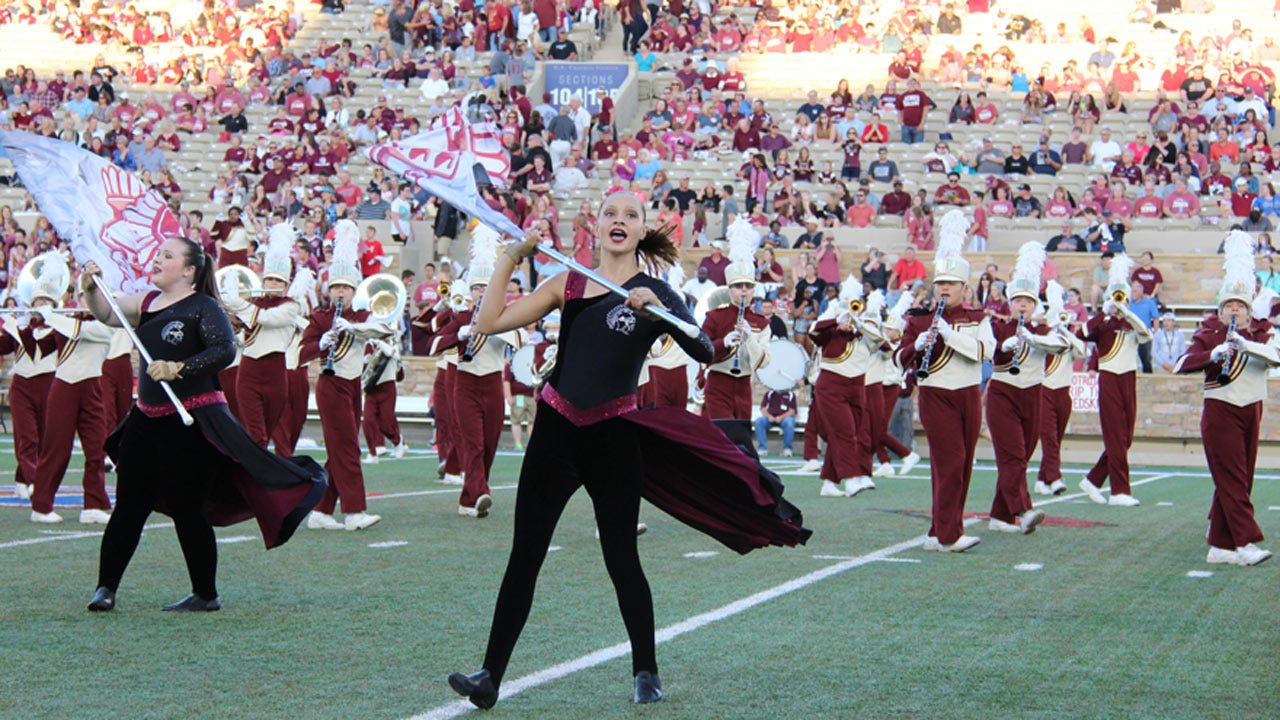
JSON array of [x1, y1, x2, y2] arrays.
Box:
[[422, 305, 464, 482], [362, 337, 406, 463], [701, 223, 770, 420], [859, 306, 919, 478], [810, 308, 870, 497], [99, 328, 135, 434], [270, 324, 311, 457], [1080, 255, 1152, 507], [223, 292, 303, 446], [29, 308, 114, 523], [879, 301, 922, 476], [638, 335, 690, 408], [894, 212, 995, 552], [1174, 232, 1279, 566], [0, 315, 57, 501], [219, 334, 243, 418], [1037, 285, 1087, 496]]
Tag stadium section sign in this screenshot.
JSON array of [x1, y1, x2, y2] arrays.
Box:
[[543, 63, 628, 113]]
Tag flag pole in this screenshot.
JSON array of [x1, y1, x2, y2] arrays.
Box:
[[92, 276, 195, 426]]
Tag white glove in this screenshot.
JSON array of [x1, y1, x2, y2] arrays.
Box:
[[1017, 326, 1035, 343], [457, 324, 472, 340], [1210, 343, 1232, 362], [372, 339, 395, 355], [319, 330, 337, 350], [1001, 335, 1020, 352], [1227, 330, 1244, 344], [836, 311, 854, 325], [332, 316, 353, 334], [543, 344, 557, 361], [935, 318, 953, 340], [1102, 299, 1117, 316], [724, 330, 742, 348], [914, 332, 931, 351], [433, 298, 448, 313], [34, 305, 53, 321], [16, 314, 30, 331], [293, 316, 310, 331]]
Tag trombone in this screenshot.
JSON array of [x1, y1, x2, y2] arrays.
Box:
[[215, 265, 281, 298]]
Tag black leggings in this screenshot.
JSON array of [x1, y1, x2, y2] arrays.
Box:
[[97, 412, 222, 599], [482, 403, 656, 685]]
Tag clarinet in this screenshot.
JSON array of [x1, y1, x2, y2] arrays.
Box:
[[1216, 315, 1238, 386], [1008, 312, 1027, 375], [321, 297, 344, 377], [914, 297, 948, 380], [729, 298, 748, 376]]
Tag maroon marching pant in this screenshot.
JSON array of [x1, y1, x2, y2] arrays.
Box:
[[31, 378, 110, 514], [879, 383, 914, 460], [863, 382, 914, 466], [271, 366, 310, 457], [1037, 385, 1072, 484], [98, 355, 134, 432], [9, 373, 52, 488], [985, 380, 1039, 523], [219, 365, 241, 419], [236, 353, 288, 447], [363, 381, 402, 453], [702, 372, 752, 420], [1202, 399, 1265, 549], [314, 375, 367, 515], [803, 392, 824, 461], [639, 366, 688, 408], [433, 365, 462, 475], [919, 385, 982, 544], [814, 372, 864, 482], [453, 370, 504, 507], [1086, 371, 1136, 495]]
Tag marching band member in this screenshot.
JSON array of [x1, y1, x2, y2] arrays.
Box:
[[858, 290, 920, 478], [219, 325, 244, 418], [420, 290, 465, 485], [1079, 253, 1153, 507], [1036, 280, 1087, 496], [220, 224, 304, 447], [1175, 231, 1280, 567], [271, 267, 318, 457], [0, 296, 57, 502], [431, 226, 523, 518], [984, 243, 1067, 535], [99, 327, 135, 436], [700, 219, 770, 419], [895, 212, 995, 553], [810, 281, 873, 497], [880, 293, 922, 476], [300, 220, 396, 531], [639, 333, 692, 408], [29, 258, 115, 524], [362, 329, 407, 464], [797, 363, 825, 474]]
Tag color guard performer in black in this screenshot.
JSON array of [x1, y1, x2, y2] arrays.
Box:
[[78, 237, 325, 613], [446, 192, 810, 709]]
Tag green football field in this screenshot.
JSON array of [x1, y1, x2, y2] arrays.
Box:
[[1, 438, 1277, 720]]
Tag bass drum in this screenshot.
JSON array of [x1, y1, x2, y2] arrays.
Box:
[[756, 339, 809, 391], [509, 344, 537, 387]]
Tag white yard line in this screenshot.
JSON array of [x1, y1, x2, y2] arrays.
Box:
[[0, 522, 174, 550], [404, 471, 1178, 720], [370, 485, 517, 501]]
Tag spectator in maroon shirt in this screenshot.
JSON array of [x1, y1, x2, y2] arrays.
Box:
[[895, 78, 933, 144], [879, 180, 912, 216], [753, 388, 798, 456], [1231, 178, 1257, 217], [1130, 251, 1164, 301], [698, 241, 731, 285]]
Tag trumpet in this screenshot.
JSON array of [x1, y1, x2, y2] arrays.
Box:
[[436, 281, 450, 300], [1008, 312, 1027, 375], [1110, 289, 1128, 304], [847, 299, 864, 315], [1216, 314, 1239, 386], [914, 297, 948, 380]]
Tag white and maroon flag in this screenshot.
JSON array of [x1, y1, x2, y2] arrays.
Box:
[[0, 130, 178, 294]]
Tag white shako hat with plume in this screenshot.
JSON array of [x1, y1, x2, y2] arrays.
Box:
[[288, 266, 317, 312], [1253, 287, 1278, 320], [1106, 252, 1135, 301], [1008, 241, 1046, 302], [1219, 230, 1256, 308], [465, 223, 501, 288], [863, 289, 886, 318], [1044, 279, 1068, 326], [884, 291, 913, 331], [932, 209, 971, 283], [328, 219, 362, 289], [31, 251, 69, 305], [262, 222, 296, 282], [724, 216, 759, 286]]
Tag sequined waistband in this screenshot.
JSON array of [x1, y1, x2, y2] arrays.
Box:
[[137, 390, 226, 418], [537, 383, 637, 427]]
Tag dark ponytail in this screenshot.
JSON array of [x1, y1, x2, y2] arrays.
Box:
[[637, 223, 680, 271], [178, 236, 218, 297]]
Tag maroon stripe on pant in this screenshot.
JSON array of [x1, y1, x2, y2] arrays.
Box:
[[10, 373, 52, 487], [919, 385, 982, 544], [985, 380, 1039, 523], [219, 365, 241, 419], [433, 365, 462, 475], [453, 371, 505, 507], [803, 394, 823, 461], [1202, 399, 1264, 549], [236, 353, 288, 447], [31, 378, 110, 514], [642, 366, 688, 408], [363, 381, 402, 452], [878, 384, 914, 459], [314, 375, 366, 515], [271, 366, 310, 457], [1086, 371, 1136, 495], [98, 355, 134, 431], [814, 371, 864, 482], [703, 373, 752, 420], [1037, 385, 1072, 484]]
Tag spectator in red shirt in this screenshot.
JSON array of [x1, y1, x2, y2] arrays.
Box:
[[934, 172, 971, 206], [359, 227, 389, 277], [1230, 178, 1257, 217], [888, 245, 927, 293], [973, 91, 999, 124], [1162, 179, 1200, 218]]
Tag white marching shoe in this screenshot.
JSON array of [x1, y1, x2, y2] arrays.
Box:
[[442, 473, 464, 486], [798, 458, 823, 474], [1236, 544, 1273, 566], [343, 512, 382, 531], [988, 518, 1023, 533], [306, 511, 345, 530], [781, 447, 793, 457], [13, 482, 32, 500], [1206, 546, 1242, 565], [79, 509, 111, 525], [30, 511, 64, 524], [1049, 480, 1067, 495], [819, 480, 845, 497], [872, 462, 895, 478], [1078, 479, 1107, 504], [898, 452, 921, 476], [459, 494, 493, 519], [392, 441, 408, 459], [361, 452, 380, 465], [1033, 481, 1054, 496], [844, 477, 874, 497], [1018, 509, 1046, 534], [923, 535, 981, 553], [1108, 494, 1140, 507]]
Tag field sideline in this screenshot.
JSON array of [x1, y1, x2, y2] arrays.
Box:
[[0, 442, 1277, 720]]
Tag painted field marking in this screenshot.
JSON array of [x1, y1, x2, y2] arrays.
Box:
[[1157, 502, 1175, 507], [369, 541, 410, 549], [547, 546, 562, 553], [405, 472, 1181, 719], [1186, 570, 1214, 578], [370, 485, 518, 501], [216, 536, 255, 545], [1014, 563, 1044, 572], [0, 522, 174, 551], [682, 551, 719, 559]]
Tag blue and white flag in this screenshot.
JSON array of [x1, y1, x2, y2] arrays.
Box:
[[0, 130, 176, 294]]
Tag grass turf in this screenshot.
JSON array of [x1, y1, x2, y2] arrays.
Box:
[[0, 446, 1277, 720]]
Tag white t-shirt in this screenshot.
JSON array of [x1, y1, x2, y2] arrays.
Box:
[[682, 278, 716, 304], [1089, 139, 1122, 170], [516, 12, 539, 42]]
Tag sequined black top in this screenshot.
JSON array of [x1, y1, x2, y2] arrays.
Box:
[[135, 292, 235, 406]]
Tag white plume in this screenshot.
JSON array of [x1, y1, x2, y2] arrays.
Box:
[[1253, 287, 1278, 320], [839, 278, 864, 303], [288, 266, 317, 311], [725, 216, 759, 265], [468, 223, 501, 271], [1012, 241, 1046, 289], [886, 291, 913, 322], [864, 289, 886, 317], [934, 209, 968, 260], [37, 251, 67, 283], [332, 219, 360, 268], [1107, 253, 1135, 289], [1045, 279, 1066, 320], [1221, 230, 1256, 296], [265, 222, 295, 265]]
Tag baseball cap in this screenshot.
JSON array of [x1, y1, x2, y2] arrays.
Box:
[[1018, 183, 1031, 190]]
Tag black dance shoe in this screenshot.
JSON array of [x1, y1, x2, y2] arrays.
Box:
[[161, 594, 221, 612], [87, 587, 116, 612], [448, 669, 498, 710], [634, 671, 663, 704]]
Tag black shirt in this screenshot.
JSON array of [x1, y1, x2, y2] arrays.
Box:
[[1003, 155, 1031, 175], [668, 187, 698, 213], [136, 293, 235, 406], [861, 260, 890, 290], [220, 113, 249, 134], [548, 40, 578, 60]]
